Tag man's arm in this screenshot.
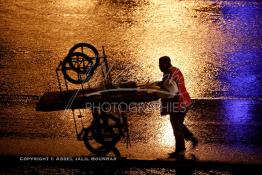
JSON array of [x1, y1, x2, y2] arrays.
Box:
[[161, 76, 179, 98]]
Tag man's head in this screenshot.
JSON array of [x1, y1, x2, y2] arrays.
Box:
[[159, 56, 172, 72]]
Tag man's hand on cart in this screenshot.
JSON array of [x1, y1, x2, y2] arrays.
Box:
[[137, 81, 162, 90]]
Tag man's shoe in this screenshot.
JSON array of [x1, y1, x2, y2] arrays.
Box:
[[190, 137, 198, 149], [168, 149, 185, 158]]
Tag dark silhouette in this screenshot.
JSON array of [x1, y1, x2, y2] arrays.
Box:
[[83, 107, 123, 157], [61, 43, 100, 84], [158, 56, 198, 157]]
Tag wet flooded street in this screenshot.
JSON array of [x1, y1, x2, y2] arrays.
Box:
[[1, 0, 262, 97], [0, 0, 262, 174]]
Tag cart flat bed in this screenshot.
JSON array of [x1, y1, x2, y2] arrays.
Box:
[[36, 88, 161, 112]]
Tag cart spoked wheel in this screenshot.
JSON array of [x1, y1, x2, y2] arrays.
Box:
[[68, 43, 100, 71], [62, 52, 94, 84], [83, 114, 123, 155]]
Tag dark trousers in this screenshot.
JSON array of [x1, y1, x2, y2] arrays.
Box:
[[169, 111, 194, 152]]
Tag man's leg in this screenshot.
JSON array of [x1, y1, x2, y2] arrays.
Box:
[[181, 111, 198, 149], [170, 113, 185, 152], [183, 125, 194, 141]]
